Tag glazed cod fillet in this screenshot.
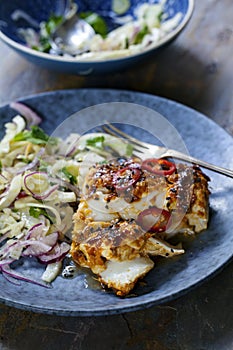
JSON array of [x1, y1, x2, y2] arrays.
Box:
[[71, 157, 210, 296]]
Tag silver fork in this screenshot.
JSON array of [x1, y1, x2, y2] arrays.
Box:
[[102, 123, 233, 178]]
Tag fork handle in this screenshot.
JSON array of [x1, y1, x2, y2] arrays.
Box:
[[165, 150, 233, 178]]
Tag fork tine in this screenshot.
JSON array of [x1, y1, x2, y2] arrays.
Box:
[[132, 150, 145, 158], [102, 124, 145, 154], [102, 124, 122, 139], [103, 123, 149, 150]]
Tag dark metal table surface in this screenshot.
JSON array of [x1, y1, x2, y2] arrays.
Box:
[[0, 1, 232, 349]]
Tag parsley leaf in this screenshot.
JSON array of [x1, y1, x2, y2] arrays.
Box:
[[44, 15, 63, 36], [29, 207, 55, 223], [29, 126, 49, 141], [80, 12, 108, 37], [133, 25, 149, 45], [86, 136, 105, 149], [62, 167, 77, 185], [14, 126, 57, 145]]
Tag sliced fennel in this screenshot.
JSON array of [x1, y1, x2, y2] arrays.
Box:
[[0, 114, 133, 287]]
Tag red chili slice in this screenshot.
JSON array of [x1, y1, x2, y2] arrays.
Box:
[[142, 158, 176, 176], [136, 206, 171, 233], [113, 166, 141, 191]]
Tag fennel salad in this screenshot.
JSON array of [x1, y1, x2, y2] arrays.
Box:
[[17, 2, 182, 60], [0, 111, 131, 287]]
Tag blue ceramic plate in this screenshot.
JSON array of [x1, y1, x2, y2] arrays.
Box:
[[0, 89, 232, 316], [0, 0, 194, 75]]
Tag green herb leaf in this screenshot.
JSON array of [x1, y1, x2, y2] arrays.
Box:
[[45, 14, 63, 35], [13, 126, 57, 145], [33, 15, 63, 52], [38, 37, 51, 53], [13, 131, 29, 142], [30, 126, 49, 141], [133, 25, 149, 45], [86, 135, 105, 149], [80, 12, 108, 37], [62, 167, 77, 185], [158, 11, 163, 22], [29, 206, 54, 223]]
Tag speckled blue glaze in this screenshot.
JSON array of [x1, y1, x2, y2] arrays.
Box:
[[0, 0, 194, 75], [0, 89, 232, 316]]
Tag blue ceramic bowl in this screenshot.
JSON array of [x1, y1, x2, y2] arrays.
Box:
[[0, 0, 194, 75]]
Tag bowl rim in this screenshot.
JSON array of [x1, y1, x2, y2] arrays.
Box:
[[0, 0, 194, 64]]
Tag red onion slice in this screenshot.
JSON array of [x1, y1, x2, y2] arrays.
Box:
[[25, 222, 49, 240], [50, 177, 80, 198], [65, 145, 77, 157], [1, 269, 21, 285], [0, 241, 18, 259], [33, 184, 59, 200], [38, 242, 70, 264], [24, 171, 59, 200], [23, 231, 59, 257], [17, 147, 45, 175], [0, 230, 13, 244], [0, 173, 8, 181], [1, 265, 51, 288], [25, 222, 44, 240], [0, 258, 16, 266], [10, 101, 42, 126], [0, 186, 9, 199]]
